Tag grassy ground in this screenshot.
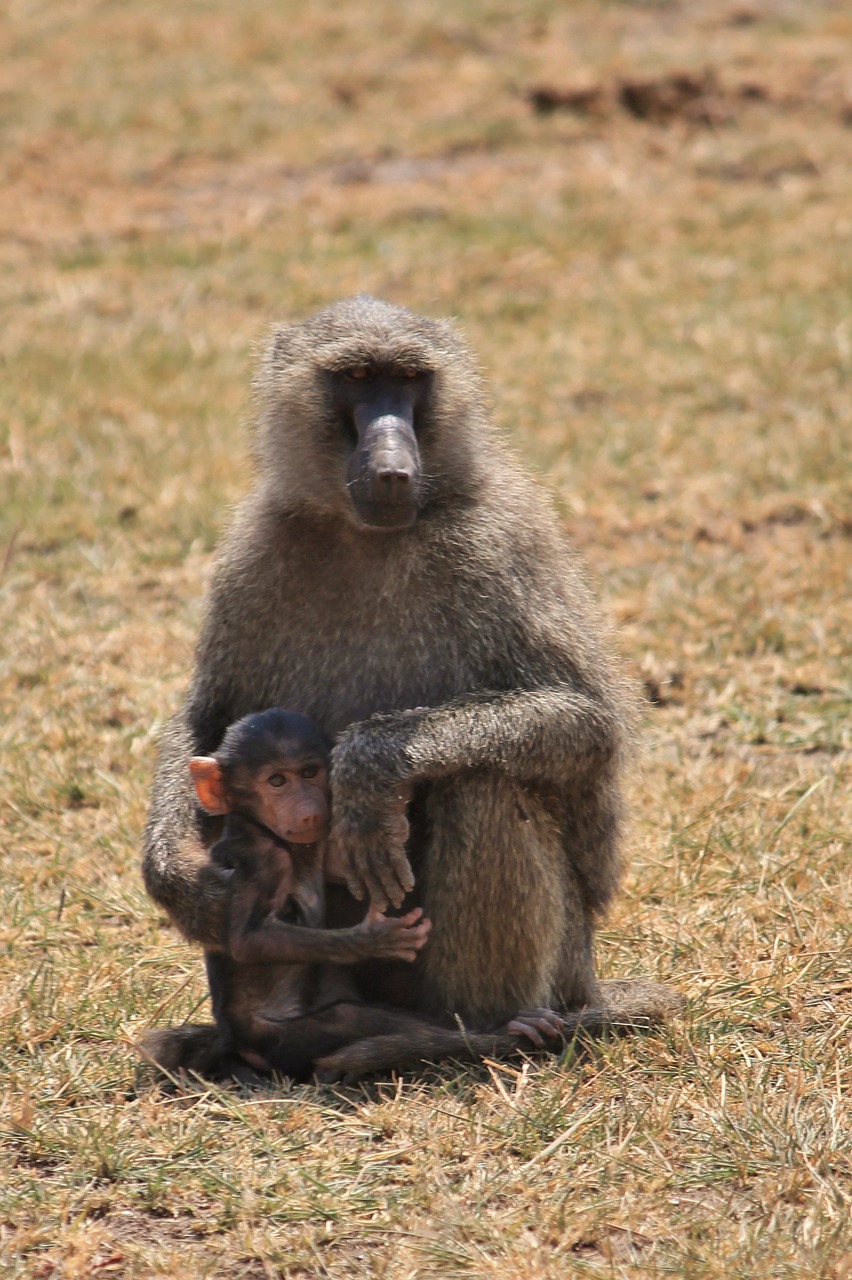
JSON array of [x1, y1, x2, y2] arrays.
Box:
[[1, 0, 850, 1275]]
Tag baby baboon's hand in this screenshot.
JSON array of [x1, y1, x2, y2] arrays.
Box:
[[354, 906, 431, 962]]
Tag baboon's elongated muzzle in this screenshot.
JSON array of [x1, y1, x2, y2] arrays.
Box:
[[346, 388, 422, 529]]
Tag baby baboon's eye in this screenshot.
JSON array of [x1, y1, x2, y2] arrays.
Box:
[[267, 773, 286, 788], [300, 764, 319, 779]]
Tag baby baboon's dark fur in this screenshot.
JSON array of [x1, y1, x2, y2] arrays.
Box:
[[142, 295, 680, 1032]]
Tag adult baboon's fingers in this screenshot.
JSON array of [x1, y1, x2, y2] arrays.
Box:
[[369, 850, 407, 910], [351, 864, 387, 912], [334, 835, 362, 899], [386, 844, 415, 902], [345, 870, 370, 904]]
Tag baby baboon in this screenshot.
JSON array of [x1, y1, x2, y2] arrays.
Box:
[[139, 708, 570, 1081], [143, 295, 680, 1036]]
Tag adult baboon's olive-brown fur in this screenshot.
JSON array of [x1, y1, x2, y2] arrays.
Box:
[[143, 295, 678, 1029]]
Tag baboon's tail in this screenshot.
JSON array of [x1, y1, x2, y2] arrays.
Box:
[[136, 1023, 224, 1076], [596, 977, 685, 1025]]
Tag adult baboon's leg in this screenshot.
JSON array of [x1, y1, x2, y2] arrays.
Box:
[[417, 775, 582, 1025]]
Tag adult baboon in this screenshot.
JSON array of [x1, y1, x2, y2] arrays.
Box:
[[143, 295, 679, 1032]]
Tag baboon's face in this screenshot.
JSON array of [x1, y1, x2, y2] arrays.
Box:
[[190, 748, 331, 845], [259, 298, 486, 526], [328, 362, 431, 530], [236, 749, 330, 846]]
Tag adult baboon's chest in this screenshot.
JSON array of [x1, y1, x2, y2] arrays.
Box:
[[262, 533, 493, 734]]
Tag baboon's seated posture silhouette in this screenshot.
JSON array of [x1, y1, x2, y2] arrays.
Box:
[[142, 295, 680, 1045]]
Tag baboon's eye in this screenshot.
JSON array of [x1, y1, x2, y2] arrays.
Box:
[[345, 365, 371, 381], [267, 773, 286, 788], [300, 764, 319, 779], [402, 368, 419, 379]]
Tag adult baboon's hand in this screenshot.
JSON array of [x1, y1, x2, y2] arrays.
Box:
[[331, 726, 415, 909], [331, 795, 414, 911]]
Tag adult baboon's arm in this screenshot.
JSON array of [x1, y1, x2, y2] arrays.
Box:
[[331, 684, 625, 910], [142, 709, 232, 947]]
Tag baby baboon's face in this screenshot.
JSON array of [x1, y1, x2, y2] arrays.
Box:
[[242, 748, 330, 845]]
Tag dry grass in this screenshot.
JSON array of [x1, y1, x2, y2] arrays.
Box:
[[1, 0, 850, 1275]]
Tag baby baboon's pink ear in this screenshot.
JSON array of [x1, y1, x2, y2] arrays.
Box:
[[189, 757, 230, 815]]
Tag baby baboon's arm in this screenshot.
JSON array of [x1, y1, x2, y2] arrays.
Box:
[[227, 898, 432, 966]]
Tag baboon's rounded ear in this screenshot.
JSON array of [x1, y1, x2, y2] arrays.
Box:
[[189, 757, 230, 815]]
